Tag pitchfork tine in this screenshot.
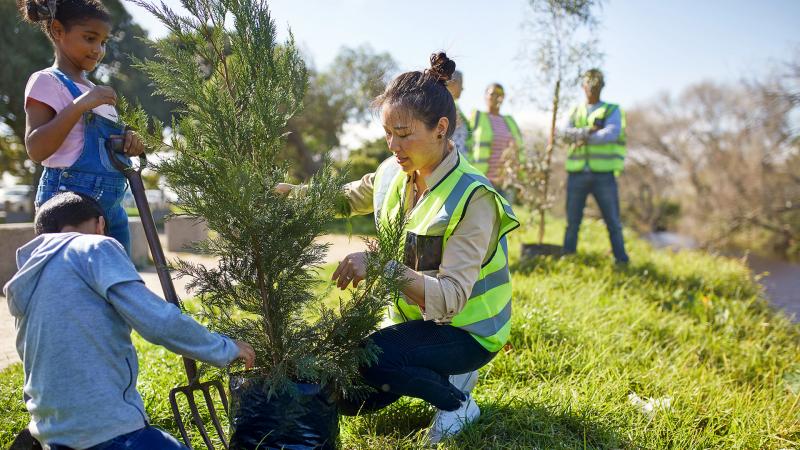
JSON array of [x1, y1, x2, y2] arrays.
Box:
[[202, 384, 228, 448], [170, 389, 192, 448], [185, 390, 216, 450]]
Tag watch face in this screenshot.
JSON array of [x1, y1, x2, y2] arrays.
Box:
[[403, 232, 443, 272]]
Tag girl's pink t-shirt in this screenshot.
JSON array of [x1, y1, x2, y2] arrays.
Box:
[[24, 69, 120, 168]]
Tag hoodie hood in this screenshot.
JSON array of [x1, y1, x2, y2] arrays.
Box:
[[4, 233, 83, 318]]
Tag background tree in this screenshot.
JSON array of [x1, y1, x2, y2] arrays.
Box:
[[615, 142, 681, 233], [517, 0, 603, 245], [623, 68, 800, 258], [338, 137, 391, 183], [0, 0, 172, 184], [0, 0, 52, 181], [129, 0, 405, 397], [98, 0, 177, 124], [286, 45, 396, 178]]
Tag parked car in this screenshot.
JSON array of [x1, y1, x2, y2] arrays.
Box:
[[145, 189, 169, 211], [123, 189, 171, 212], [0, 185, 34, 213]]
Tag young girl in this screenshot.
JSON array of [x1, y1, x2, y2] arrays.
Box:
[[19, 0, 145, 254]]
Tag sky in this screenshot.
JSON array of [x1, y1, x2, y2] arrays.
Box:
[[125, 0, 799, 137]]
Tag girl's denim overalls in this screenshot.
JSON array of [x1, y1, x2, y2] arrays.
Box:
[[34, 68, 132, 254]]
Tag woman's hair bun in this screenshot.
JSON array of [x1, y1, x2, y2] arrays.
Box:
[[427, 52, 456, 85], [18, 0, 55, 23]]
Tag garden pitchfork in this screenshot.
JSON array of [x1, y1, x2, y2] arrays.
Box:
[[107, 138, 229, 449]]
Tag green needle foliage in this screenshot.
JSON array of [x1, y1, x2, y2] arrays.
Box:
[[128, 0, 406, 397]]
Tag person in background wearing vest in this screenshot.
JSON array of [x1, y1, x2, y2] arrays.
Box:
[[446, 70, 472, 156], [468, 83, 524, 192], [562, 68, 629, 264], [277, 53, 520, 444]]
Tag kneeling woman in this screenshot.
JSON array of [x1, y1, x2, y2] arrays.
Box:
[[331, 53, 519, 443]]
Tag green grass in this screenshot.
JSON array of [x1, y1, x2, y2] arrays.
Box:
[[2, 215, 799, 449], [326, 214, 377, 236]]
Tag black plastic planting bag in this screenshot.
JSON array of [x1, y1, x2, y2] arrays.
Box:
[[228, 376, 339, 450]]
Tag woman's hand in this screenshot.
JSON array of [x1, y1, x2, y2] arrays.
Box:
[[274, 183, 295, 195], [332, 252, 367, 289]]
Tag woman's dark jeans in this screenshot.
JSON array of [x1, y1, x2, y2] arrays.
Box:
[[338, 320, 496, 414], [563, 171, 630, 263]]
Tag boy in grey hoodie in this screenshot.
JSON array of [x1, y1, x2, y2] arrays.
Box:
[[4, 192, 255, 450]]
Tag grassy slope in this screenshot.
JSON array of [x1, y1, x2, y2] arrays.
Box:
[[1, 216, 799, 449]]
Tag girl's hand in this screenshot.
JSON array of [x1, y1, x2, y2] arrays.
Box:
[[123, 130, 145, 156], [109, 131, 145, 156], [75, 85, 117, 111], [332, 252, 368, 289]]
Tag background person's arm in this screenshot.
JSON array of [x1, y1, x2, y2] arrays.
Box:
[[587, 106, 622, 145], [561, 107, 588, 144]]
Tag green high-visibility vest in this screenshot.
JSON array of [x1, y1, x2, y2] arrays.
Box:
[[566, 102, 627, 173], [468, 111, 524, 175], [372, 154, 520, 352]]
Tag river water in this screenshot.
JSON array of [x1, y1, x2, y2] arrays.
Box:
[[646, 232, 800, 320]]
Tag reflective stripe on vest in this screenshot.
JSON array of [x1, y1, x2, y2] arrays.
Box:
[[469, 111, 524, 175], [375, 153, 520, 352], [566, 102, 627, 173]]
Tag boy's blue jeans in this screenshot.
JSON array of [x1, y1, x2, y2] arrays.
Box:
[[49, 425, 188, 450], [563, 171, 629, 263]]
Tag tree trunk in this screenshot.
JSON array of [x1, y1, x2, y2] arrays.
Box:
[[287, 123, 321, 177], [538, 79, 560, 245]]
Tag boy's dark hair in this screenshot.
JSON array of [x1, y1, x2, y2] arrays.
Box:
[[373, 52, 457, 138], [17, 0, 111, 40], [34, 192, 107, 235]]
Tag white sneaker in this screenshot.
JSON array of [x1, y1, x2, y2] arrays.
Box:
[[427, 395, 480, 444], [449, 370, 478, 394]]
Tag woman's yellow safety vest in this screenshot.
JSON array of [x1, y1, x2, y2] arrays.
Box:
[[468, 111, 524, 175], [566, 102, 627, 173], [372, 153, 520, 352]]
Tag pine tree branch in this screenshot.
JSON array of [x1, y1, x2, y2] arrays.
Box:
[[201, 8, 235, 101]]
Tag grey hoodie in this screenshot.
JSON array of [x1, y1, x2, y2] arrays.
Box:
[[4, 233, 239, 449]]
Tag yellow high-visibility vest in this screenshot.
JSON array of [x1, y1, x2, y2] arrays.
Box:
[[372, 154, 520, 352], [566, 102, 627, 173], [468, 111, 524, 175]]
